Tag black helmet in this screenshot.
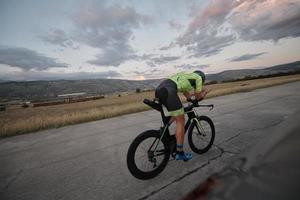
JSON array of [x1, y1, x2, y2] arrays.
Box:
[[194, 70, 206, 83]]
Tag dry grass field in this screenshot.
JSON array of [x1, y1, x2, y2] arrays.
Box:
[[1, 74, 300, 137]]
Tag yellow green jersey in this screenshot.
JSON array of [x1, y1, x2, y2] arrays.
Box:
[[168, 72, 203, 93]]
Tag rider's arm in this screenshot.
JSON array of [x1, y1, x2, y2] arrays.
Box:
[[194, 76, 211, 101], [195, 87, 210, 101], [183, 92, 192, 100]]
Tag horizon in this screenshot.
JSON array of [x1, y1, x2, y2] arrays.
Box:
[[1, 59, 299, 82], [1, 0, 300, 81]]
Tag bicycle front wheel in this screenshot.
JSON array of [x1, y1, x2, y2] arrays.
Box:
[[127, 130, 170, 180], [188, 116, 215, 154]]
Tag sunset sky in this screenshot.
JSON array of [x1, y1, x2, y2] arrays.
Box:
[[0, 0, 300, 81]]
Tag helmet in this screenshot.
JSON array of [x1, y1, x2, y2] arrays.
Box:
[[193, 70, 206, 83]]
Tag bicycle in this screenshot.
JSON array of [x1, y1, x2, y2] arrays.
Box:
[[126, 98, 215, 180]]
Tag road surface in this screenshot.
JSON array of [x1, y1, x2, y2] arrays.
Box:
[[1, 81, 300, 200], [183, 109, 300, 200]]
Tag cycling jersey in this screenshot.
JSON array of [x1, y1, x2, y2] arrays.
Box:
[[169, 72, 203, 93], [155, 72, 203, 117]]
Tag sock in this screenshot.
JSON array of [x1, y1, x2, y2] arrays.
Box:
[[176, 144, 183, 154]]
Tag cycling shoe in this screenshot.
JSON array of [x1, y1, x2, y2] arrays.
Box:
[[175, 152, 192, 161]]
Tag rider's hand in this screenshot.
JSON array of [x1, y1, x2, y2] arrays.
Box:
[[195, 87, 210, 101], [203, 87, 212, 96], [192, 99, 199, 106], [187, 98, 198, 106]]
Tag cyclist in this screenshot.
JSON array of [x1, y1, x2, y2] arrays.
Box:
[[155, 70, 210, 161]]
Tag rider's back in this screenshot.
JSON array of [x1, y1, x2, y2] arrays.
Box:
[[168, 72, 203, 93]]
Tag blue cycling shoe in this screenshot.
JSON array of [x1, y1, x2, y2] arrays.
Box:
[[175, 152, 192, 161]]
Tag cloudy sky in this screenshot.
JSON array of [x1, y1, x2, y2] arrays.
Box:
[[0, 0, 300, 81]]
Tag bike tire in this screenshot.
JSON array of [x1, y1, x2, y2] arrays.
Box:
[[188, 116, 215, 154], [127, 130, 170, 180]]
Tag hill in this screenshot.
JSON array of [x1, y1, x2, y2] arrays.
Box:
[[206, 61, 300, 82], [0, 60, 299, 102], [0, 79, 162, 102]]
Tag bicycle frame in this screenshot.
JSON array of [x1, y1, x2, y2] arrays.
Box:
[[159, 105, 199, 140], [142, 98, 213, 156], [127, 99, 215, 179], [151, 104, 200, 156]]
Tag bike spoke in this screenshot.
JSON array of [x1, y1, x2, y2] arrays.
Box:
[[194, 133, 209, 143], [139, 141, 148, 152]]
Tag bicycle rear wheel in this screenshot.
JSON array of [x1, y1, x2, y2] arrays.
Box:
[[188, 116, 215, 154], [127, 130, 170, 180]]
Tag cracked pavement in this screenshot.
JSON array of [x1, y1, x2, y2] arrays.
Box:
[[1, 81, 300, 200]]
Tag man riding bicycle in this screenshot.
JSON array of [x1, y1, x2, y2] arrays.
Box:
[[155, 70, 210, 161]]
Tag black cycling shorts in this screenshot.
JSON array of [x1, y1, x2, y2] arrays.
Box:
[[155, 79, 184, 116]]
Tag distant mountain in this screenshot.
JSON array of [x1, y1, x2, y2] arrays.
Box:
[[0, 79, 162, 102], [265, 61, 300, 71], [0, 60, 299, 102], [206, 61, 300, 82]]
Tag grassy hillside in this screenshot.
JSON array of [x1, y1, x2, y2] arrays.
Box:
[[1, 74, 300, 137], [0, 79, 161, 102]]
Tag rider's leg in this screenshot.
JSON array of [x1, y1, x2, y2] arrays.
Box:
[[174, 115, 192, 161], [174, 114, 185, 148], [168, 116, 176, 124], [157, 83, 191, 161]]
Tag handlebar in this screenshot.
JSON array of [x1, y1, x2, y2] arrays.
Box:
[[143, 98, 214, 113], [186, 98, 214, 111]]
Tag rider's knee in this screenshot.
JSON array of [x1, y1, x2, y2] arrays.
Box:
[[174, 115, 185, 123]]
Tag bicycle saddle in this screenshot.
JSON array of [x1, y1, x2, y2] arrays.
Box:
[[143, 98, 162, 112]]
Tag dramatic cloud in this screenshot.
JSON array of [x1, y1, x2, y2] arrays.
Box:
[[135, 54, 180, 66], [168, 20, 184, 31], [227, 52, 267, 62], [130, 67, 163, 79], [152, 55, 180, 64], [175, 0, 300, 58], [146, 61, 156, 68], [174, 64, 209, 70], [88, 44, 136, 66], [39, 29, 78, 49], [72, 2, 151, 66], [229, 0, 300, 41], [0, 70, 122, 81], [175, 0, 240, 57], [0, 46, 68, 71]]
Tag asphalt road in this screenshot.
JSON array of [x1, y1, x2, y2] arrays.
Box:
[[183, 109, 300, 200], [1, 81, 300, 200]]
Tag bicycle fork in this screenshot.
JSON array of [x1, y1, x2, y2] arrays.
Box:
[[192, 118, 206, 136]]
